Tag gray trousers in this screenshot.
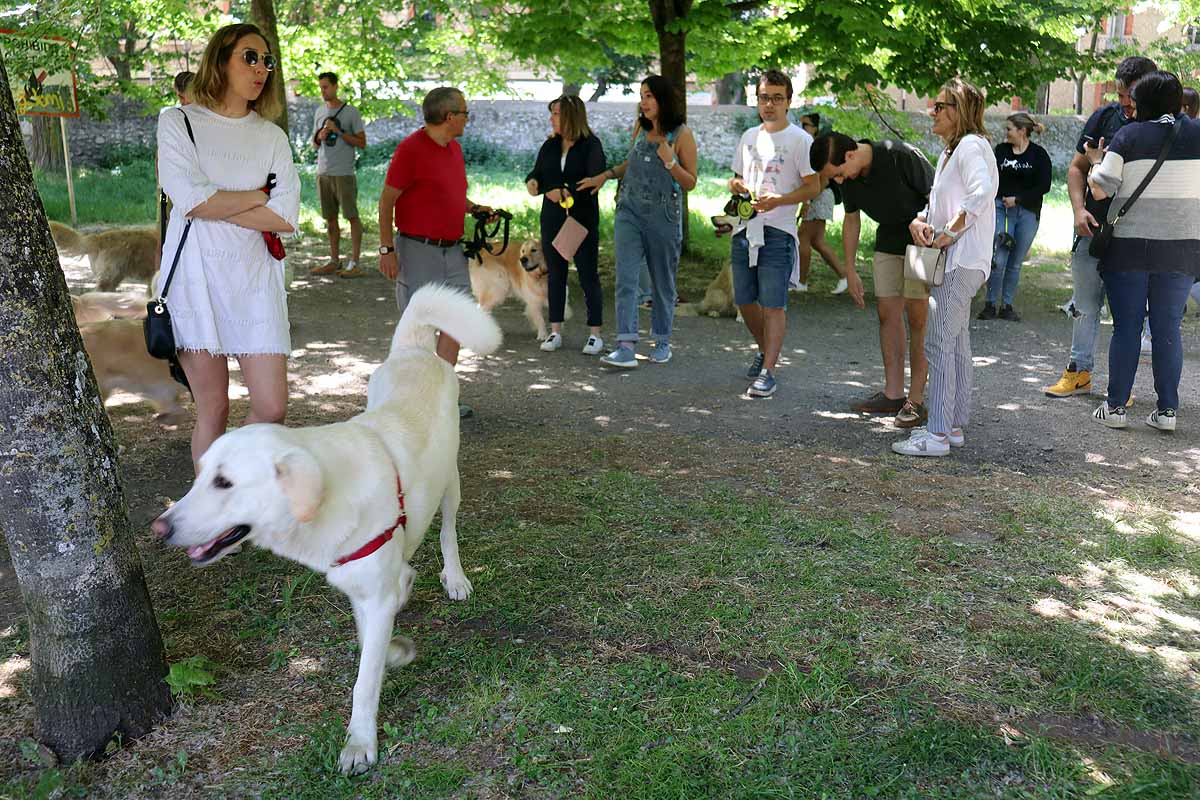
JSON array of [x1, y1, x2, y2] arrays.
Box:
[[926, 267, 987, 434]]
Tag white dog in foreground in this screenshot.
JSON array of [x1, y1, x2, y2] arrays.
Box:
[[152, 285, 502, 774]]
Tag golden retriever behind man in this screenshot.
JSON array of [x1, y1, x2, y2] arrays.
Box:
[[50, 221, 158, 292], [469, 239, 567, 339]]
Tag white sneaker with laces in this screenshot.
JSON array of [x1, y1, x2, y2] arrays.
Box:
[[1147, 408, 1176, 432], [1092, 401, 1128, 429], [540, 332, 563, 352], [582, 335, 604, 355], [907, 426, 964, 448], [892, 429, 950, 457], [831, 278, 848, 295], [795, 282, 809, 293]]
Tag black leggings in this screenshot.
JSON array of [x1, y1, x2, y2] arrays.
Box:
[[545, 228, 602, 327]]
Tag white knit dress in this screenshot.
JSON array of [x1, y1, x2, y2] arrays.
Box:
[[156, 104, 300, 356]]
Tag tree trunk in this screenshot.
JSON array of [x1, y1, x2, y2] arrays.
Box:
[[0, 55, 172, 764], [588, 75, 609, 102], [1035, 82, 1050, 115], [251, 0, 289, 135], [650, 0, 692, 255], [561, 81, 582, 97], [713, 72, 745, 105], [28, 116, 64, 171], [1076, 25, 1102, 114]]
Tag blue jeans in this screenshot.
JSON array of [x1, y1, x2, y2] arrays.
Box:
[[1102, 270, 1192, 411], [730, 227, 796, 309], [614, 201, 682, 344], [1067, 238, 1104, 372], [987, 201, 1039, 306]]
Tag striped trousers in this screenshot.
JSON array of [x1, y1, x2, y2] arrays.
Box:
[[925, 267, 987, 434]]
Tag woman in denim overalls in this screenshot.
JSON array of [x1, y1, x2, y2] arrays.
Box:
[[579, 75, 698, 367]]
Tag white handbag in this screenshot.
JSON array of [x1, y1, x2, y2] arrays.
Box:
[[904, 244, 947, 288]]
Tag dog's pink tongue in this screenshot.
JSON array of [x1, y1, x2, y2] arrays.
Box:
[[187, 543, 209, 559]]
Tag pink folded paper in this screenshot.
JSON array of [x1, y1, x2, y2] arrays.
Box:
[[552, 215, 589, 261]]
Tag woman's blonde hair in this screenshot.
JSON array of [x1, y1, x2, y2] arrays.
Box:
[[940, 77, 988, 154], [190, 23, 282, 121], [1007, 111, 1046, 137], [551, 94, 591, 141]]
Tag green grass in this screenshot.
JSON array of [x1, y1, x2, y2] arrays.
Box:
[[4, 434, 1196, 798]]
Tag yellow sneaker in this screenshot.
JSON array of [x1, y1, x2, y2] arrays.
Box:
[[1044, 369, 1092, 398]]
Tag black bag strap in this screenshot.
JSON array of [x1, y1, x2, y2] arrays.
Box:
[[158, 109, 196, 304], [1108, 116, 1183, 225]]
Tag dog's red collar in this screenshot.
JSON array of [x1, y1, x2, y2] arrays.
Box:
[[332, 477, 406, 567]]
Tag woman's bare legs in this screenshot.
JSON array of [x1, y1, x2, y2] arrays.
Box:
[[237, 354, 288, 425], [177, 351, 231, 472]]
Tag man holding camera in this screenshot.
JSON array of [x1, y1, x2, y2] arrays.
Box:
[[311, 71, 367, 278]]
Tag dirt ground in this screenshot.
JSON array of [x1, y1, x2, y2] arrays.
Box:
[[3, 241, 1200, 630]]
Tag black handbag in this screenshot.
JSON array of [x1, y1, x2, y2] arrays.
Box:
[[145, 109, 195, 390], [1089, 116, 1183, 260]]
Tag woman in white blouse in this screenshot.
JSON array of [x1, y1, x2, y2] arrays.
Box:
[[894, 78, 999, 457], [156, 23, 299, 469]]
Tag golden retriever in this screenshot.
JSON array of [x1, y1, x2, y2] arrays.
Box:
[[50, 221, 158, 292], [79, 319, 187, 424], [469, 239, 566, 339]]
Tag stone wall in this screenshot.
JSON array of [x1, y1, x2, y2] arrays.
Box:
[[60, 96, 1088, 170]]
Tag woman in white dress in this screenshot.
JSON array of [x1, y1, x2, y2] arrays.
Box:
[[156, 23, 299, 468]]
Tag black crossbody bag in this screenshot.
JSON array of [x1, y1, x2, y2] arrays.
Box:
[[145, 109, 195, 389], [1089, 116, 1183, 260]]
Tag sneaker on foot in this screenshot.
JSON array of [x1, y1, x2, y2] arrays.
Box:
[[909, 426, 965, 448], [1092, 401, 1128, 429], [648, 342, 672, 363], [1044, 368, 1092, 397], [892, 429, 950, 457], [748, 369, 777, 398], [852, 391, 907, 414], [600, 347, 638, 368], [540, 332, 563, 352], [977, 302, 997, 320], [746, 352, 765, 379], [831, 277, 848, 295], [310, 261, 339, 275], [998, 304, 1021, 321], [795, 282, 809, 293], [337, 260, 365, 278], [582, 335, 604, 355], [1147, 408, 1176, 432], [894, 400, 928, 428]]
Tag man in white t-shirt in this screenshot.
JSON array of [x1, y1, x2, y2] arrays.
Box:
[[729, 71, 822, 398]]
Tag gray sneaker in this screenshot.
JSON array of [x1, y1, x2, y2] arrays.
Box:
[[649, 342, 672, 363], [748, 369, 777, 398], [746, 352, 764, 379], [600, 347, 637, 368]]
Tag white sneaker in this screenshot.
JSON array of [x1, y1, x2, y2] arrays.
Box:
[[795, 282, 809, 293], [1092, 401, 1128, 429], [1147, 408, 1176, 432], [582, 335, 604, 355], [831, 278, 848, 295], [892, 429, 950, 457], [908, 426, 964, 448], [540, 332, 563, 352], [1141, 334, 1153, 355]]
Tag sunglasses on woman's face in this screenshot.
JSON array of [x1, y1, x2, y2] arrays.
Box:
[[236, 48, 276, 71], [932, 101, 957, 114]]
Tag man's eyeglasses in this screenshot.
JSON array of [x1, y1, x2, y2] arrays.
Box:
[[236, 48, 276, 71], [932, 101, 957, 114], [449, 109, 471, 119], [757, 94, 789, 106]]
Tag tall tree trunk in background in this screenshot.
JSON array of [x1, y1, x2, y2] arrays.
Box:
[[28, 116, 64, 171], [713, 72, 745, 105], [1074, 25, 1102, 114], [251, 0, 289, 134], [649, 0, 692, 256], [588, 75, 609, 102], [0, 56, 172, 764], [561, 81, 582, 97]]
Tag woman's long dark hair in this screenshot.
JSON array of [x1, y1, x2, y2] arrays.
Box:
[[1133, 71, 1183, 121], [638, 74, 684, 134]]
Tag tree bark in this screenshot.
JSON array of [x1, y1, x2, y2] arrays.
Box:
[[588, 75, 609, 102], [713, 72, 746, 105], [0, 55, 172, 764], [561, 81, 582, 97], [1075, 25, 1102, 114], [28, 116, 64, 172], [251, 0, 290, 135], [649, 0, 692, 255]]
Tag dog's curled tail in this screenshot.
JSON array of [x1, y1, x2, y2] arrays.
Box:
[[48, 220, 87, 256], [388, 285, 502, 359]]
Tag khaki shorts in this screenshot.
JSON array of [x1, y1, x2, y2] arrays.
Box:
[[873, 251, 929, 300], [317, 174, 359, 221]]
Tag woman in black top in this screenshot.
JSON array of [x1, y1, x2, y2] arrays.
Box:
[[978, 112, 1052, 321], [525, 95, 607, 355]]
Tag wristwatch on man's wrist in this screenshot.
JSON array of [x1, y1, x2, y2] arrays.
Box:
[[378, 245, 395, 255]]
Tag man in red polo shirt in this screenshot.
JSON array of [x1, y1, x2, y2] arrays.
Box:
[[378, 86, 491, 373]]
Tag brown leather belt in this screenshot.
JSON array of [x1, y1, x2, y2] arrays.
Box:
[[399, 232, 460, 248]]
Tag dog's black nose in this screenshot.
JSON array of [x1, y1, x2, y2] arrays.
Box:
[[151, 516, 172, 540]]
